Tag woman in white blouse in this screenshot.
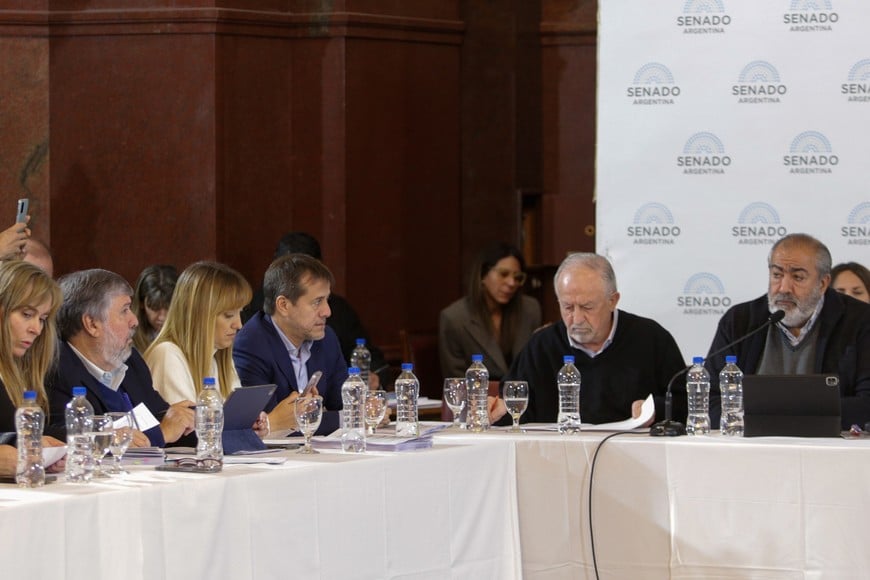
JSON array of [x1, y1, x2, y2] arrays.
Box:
[[145, 261, 252, 404]]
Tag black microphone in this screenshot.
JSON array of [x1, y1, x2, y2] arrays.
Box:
[[650, 309, 785, 437]]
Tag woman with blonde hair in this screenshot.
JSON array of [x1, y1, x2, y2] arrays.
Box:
[[144, 261, 252, 404], [0, 261, 66, 476]]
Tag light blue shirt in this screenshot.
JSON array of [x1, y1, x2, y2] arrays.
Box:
[[566, 310, 619, 358], [269, 315, 312, 392]]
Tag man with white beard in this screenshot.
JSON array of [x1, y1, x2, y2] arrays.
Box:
[[706, 233, 870, 429]]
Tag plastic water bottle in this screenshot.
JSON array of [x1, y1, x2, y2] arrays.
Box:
[[65, 386, 95, 483], [685, 357, 711, 436], [15, 391, 45, 488], [719, 355, 744, 436], [394, 362, 420, 437], [341, 367, 367, 452], [465, 354, 490, 433], [196, 377, 224, 470], [350, 338, 372, 387], [557, 355, 582, 433]]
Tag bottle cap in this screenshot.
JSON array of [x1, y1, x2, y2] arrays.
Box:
[[725, 355, 737, 364], [563, 355, 575, 364], [356, 338, 365, 346], [23, 390, 36, 401], [693, 356, 704, 364], [72, 386, 87, 397], [349, 366, 360, 374], [471, 354, 483, 362], [401, 363, 413, 371], [203, 377, 216, 386]]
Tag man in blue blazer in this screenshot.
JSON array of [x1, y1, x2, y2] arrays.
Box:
[[234, 254, 348, 432]]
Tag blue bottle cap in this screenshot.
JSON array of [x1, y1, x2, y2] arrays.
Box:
[[356, 338, 365, 346], [72, 386, 87, 397], [693, 356, 704, 364], [725, 355, 737, 364], [23, 390, 37, 401], [203, 377, 216, 385], [471, 354, 483, 362], [563, 355, 575, 364], [401, 363, 413, 371], [349, 366, 360, 374]]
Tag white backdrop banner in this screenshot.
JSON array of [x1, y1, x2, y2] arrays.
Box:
[[596, 0, 870, 361]]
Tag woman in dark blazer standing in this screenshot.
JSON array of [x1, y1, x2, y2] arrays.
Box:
[[439, 242, 542, 384]]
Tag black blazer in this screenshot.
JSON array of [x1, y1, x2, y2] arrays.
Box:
[[46, 342, 170, 447]]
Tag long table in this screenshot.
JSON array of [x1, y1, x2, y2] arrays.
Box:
[[4, 427, 868, 579], [0, 441, 521, 580], [436, 428, 870, 579]]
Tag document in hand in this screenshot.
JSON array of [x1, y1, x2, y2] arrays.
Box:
[[520, 394, 656, 432]]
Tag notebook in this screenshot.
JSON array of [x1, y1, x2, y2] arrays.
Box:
[[742, 374, 841, 437]]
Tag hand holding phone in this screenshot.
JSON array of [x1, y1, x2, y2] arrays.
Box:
[[302, 371, 323, 397]]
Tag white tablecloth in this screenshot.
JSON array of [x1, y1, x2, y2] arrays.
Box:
[[0, 442, 521, 580], [436, 428, 870, 579]]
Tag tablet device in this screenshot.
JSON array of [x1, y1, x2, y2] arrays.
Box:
[[223, 384, 277, 431], [743, 374, 841, 437]]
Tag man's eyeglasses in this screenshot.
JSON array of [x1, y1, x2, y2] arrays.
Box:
[[493, 268, 527, 285]]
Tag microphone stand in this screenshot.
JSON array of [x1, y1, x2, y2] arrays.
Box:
[[649, 309, 786, 437]]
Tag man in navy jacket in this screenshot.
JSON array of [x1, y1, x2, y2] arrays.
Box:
[[234, 254, 347, 432], [47, 269, 195, 447]]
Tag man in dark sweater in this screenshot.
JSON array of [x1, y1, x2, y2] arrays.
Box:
[[492, 253, 687, 426], [707, 233, 870, 429]]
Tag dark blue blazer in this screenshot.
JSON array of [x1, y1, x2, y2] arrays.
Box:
[[47, 342, 169, 447], [233, 312, 347, 412]]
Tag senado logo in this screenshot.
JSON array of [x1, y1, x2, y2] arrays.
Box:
[[677, 272, 732, 315], [626, 202, 681, 245], [677, 132, 731, 175], [841, 202, 870, 246], [626, 63, 680, 105], [677, 0, 731, 35], [842, 59, 870, 103], [731, 202, 788, 245], [783, 131, 838, 174], [784, 0, 838, 32], [732, 61, 787, 104]]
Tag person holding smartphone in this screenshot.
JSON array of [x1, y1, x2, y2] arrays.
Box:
[[0, 220, 30, 260]]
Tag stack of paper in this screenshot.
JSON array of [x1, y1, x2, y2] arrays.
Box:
[[123, 447, 166, 465], [312, 429, 439, 452]]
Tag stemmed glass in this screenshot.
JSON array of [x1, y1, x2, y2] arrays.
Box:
[[294, 395, 323, 454], [106, 410, 137, 475], [364, 390, 388, 436], [443, 378, 467, 428], [90, 415, 114, 477], [503, 381, 529, 432]]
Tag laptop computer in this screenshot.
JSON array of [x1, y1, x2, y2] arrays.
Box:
[[742, 374, 841, 437]]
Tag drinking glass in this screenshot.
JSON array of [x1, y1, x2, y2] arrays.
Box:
[[106, 410, 137, 475], [364, 390, 388, 435], [443, 378, 467, 428], [503, 381, 529, 432], [294, 395, 323, 454], [90, 415, 114, 477]]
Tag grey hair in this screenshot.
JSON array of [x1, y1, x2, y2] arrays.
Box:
[[554, 253, 618, 296], [769, 233, 832, 278], [57, 269, 133, 341]]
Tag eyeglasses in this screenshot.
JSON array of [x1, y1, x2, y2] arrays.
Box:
[[493, 268, 527, 285]]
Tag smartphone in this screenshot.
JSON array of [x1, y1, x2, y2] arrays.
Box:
[[302, 371, 323, 397], [16, 198, 29, 223]]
